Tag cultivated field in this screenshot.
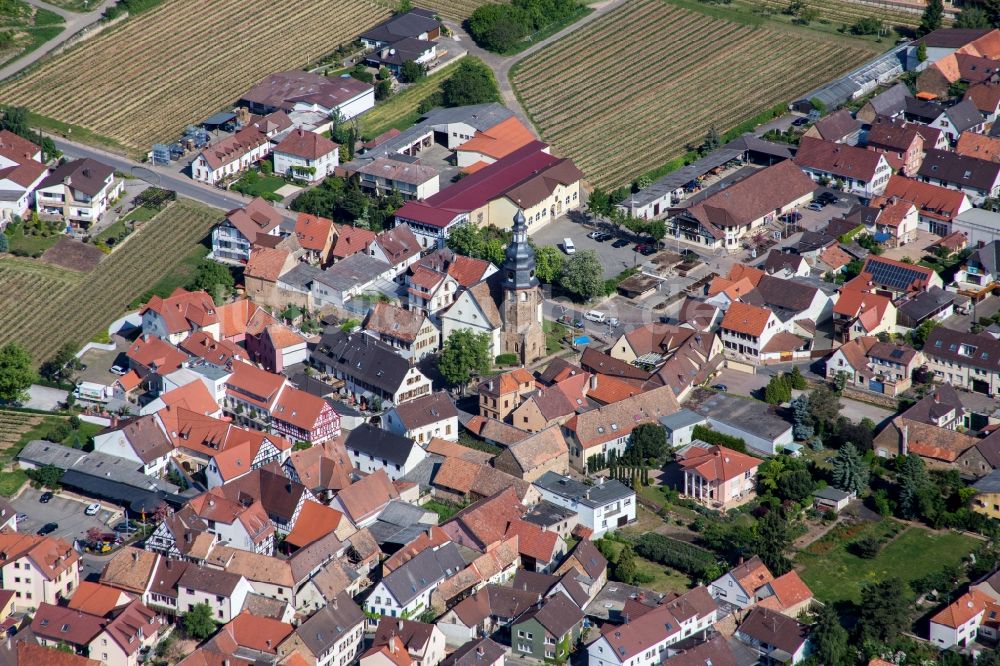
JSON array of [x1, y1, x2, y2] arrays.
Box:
[[511, 0, 874, 188], [0, 410, 44, 452], [0, 200, 219, 362], [743, 0, 940, 30], [0, 0, 390, 152], [419, 0, 499, 20]]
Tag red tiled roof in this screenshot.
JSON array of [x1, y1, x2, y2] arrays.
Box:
[[720, 301, 773, 336], [676, 444, 759, 483], [276, 128, 338, 160], [199, 126, 269, 171], [294, 213, 334, 252], [932, 590, 991, 628], [126, 336, 188, 374]]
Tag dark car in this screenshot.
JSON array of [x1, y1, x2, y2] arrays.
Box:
[[635, 244, 656, 256], [594, 232, 613, 242], [792, 117, 809, 126], [781, 211, 802, 222], [39, 491, 53, 503], [37, 522, 58, 536], [711, 384, 728, 392], [611, 238, 630, 248], [113, 521, 134, 533]]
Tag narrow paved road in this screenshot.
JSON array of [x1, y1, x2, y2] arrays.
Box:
[[442, 0, 631, 129], [0, 0, 117, 82], [51, 135, 299, 219]]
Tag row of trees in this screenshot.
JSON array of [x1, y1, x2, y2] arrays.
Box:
[[468, 0, 582, 53], [291, 177, 404, 232]]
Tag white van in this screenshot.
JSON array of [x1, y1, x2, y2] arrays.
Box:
[[563, 238, 576, 254], [584, 310, 607, 323]]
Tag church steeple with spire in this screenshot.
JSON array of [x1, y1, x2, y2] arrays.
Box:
[[500, 207, 545, 364]]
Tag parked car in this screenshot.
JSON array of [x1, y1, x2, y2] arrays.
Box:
[[37, 522, 58, 536], [39, 491, 53, 503], [587, 230, 603, 239], [635, 244, 656, 256], [609, 317, 620, 327], [611, 238, 630, 248], [113, 521, 134, 533], [85, 502, 101, 516], [792, 117, 809, 126], [15, 513, 27, 523], [807, 203, 824, 211], [711, 384, 729, 392], [109, 364, 127, 376], [584, 310, 608, 323], [562, 238, 576, 255], [593, 232, 612, 242]]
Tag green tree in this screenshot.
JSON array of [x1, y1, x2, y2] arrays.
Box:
[[442, 58, 501, 106], [851, 17, 883, 35], [700, 126, 721, 155], [39, 342, 81, 384], [917, 0, 944, 35], [808, 386, 841, 435], [753, 510, 792, 575], [911, 318, 939, 348], [857, 578, 909, 643], [0, 343, 35, 404], [788, 365, 807, 390], [0, 232, 7, 253], [439, 329, 492, 387], [558, 250, 604, 300], [763, 374, 791, 405], [917, 42, 928, 62], [400, 60, 426, 83], [28, 464, 62, 489], [614, 544, 638, 584], [397, 0, 413, 13], [624, 423, 667, 462], [897, 453, 930, 520], [186, 260, 235, 304], [533, 245, 564, 283], [812, 604, 850, 666], [446, 223, 486, 258], [375, 79, 392, 101], [791, 394, 814, 440], [182, 602, 219, 640], [831, 442, 869, 495], [956, 6, 991, 28], [0, 106, 31, 139], [587, 188, 612, 217]]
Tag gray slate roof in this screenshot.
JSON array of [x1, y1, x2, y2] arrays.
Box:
[[345, 422, 417, 466], [945, 98, 984, 133], [361, 103, 514, 162], [533, 472, 633, 509], [315, 329, 411, 395], [659, 408, 708, 431], [382, 542, 465, 605], [294, 593, 365, 656], [314, 253, 390, 292]]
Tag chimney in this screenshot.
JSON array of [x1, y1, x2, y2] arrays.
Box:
[[934, 392, 940, 403], [589, 375, 597, 391], [901, 424, 909, 456], [389, 640, 397, 654]]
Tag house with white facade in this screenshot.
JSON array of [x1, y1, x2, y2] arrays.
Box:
[[240, 70, 374, 120], [274, 129, 338, 183], [35, 158, 123, 228], [357, 157, 440, 200], [736, 607, 811, 665], [675, 442, 760, 511], [929, 590, 995, 649], [533, 472, 635, 538], [91, 414, 173, 478], [364, 543, 466, 621], [0, 130, 46, 226], [313, 329, 434, 407], [586, 587, 718, 666], [278, 593, 366, 666], [345, 423, 426, 480], [191, 126, 271, 185], [363, 302, 440, 363], [0, 532, 79, 612], [177, 567, 253, 624], [211, 197, 283, 264], [709, 556, 773, 609], [795, 137, 892, 197], [383, 391, 458, 444], [440, 281, 503, 357]]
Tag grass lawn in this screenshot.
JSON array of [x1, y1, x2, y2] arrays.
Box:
[[796, 520, 979, 604], [543, 319, 571, 355], [599, 539, 692, 595], [28, 111, 134, 157], [423, 499, 466, 522], [360, 59, 463, 140], [637, 485, 699, 521], [93, 219, 127, 244], [123, 205, 158, 223], [232, 172, 285, 197], [0, 470, 27, 497], [0, 7, 64, 69], [4, 223, 62, 256]]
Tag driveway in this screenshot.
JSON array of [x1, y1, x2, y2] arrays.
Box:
[[13, 486, 121, 545], [709, 368, 771, 399], [24, 384, 67, 411]]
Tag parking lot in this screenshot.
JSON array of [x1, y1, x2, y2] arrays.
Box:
[[77, 337, 131, 386], [13, 486, 121, 545], [531, 215, 653, 279]]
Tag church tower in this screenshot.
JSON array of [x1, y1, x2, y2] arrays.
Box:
[[501, 208, 546, 364]]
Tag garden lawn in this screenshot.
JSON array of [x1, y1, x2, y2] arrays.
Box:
[[599, 538, 692, 595], [543, 319, 570, 355], [93, 219, 127, 244], [233, 173, 285, 197], [0, 470, 27, 497], [4, 223, 62, 256], [360, 59, 462, 140], [796, 521, 978, 604], [423, 499, 465, 522]]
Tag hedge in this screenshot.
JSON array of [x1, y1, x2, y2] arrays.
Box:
[[691, 425, 749, 454], [633, 533, 717, 578]]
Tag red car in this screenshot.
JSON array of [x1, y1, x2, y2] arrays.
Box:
[[634, 244, 656, 256]]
